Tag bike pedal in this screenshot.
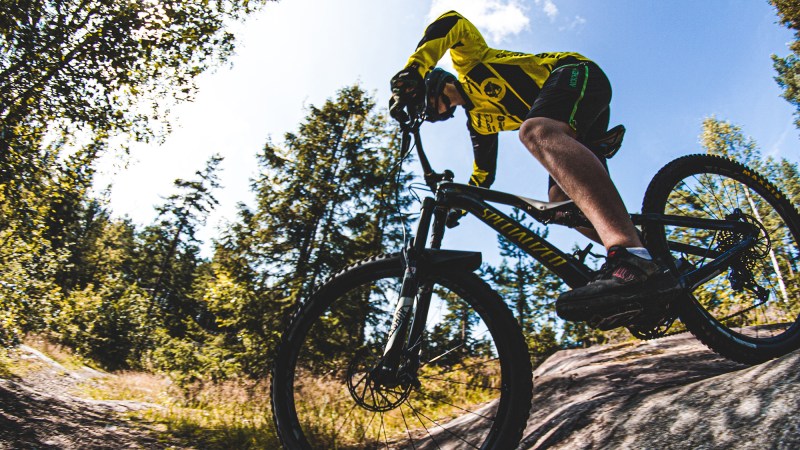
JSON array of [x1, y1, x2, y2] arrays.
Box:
[[588, 306, 643, 331]]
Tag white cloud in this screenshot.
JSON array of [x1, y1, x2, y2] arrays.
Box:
[[559, 15, 587, 31], [427, 0, 530, 43], [535, 0, 558, 21], [767, 118, 795, 158]]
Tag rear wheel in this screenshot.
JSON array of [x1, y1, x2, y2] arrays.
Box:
[[642, 154, 800, 364], [271, 253, 532, 449]]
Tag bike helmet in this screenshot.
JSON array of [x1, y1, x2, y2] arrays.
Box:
[[424, 68, 458, 122]]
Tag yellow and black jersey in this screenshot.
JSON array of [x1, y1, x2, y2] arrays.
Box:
[[404, 10, 592, 188]]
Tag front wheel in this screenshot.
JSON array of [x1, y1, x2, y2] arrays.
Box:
[[642, 154, 800, 364], [271, 253, 532, 449]]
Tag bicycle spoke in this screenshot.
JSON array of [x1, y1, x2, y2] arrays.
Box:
[[360, 410, 379, 443], [422, 342, 466, 366], [692, 174, 727, 216], [405, 399, 481, 449], [380, 413, 389, 449], [643, 155, 800, 363], [409, 404, 442, 450], [279, 255, 527, 448], [334, 400, 361, 442], [424, 357, 500, 378], [418, 374, 502, 391], [399, 404, 418, 450], [415, 390, 495, 421]]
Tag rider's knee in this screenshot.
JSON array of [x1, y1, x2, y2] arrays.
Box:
[[519, 117, 569, 158]]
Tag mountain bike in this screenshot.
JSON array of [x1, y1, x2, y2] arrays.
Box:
[[271, 107, 800, 449]]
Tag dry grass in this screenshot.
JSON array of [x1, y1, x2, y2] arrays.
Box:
[[8, 336, 502, 448], [89, 358, 501, 449], [293, 357, 502, 448], [0, 348, 14, 378], [87, 372, 281, 449], [0, 335, 85, 379], [23, 334, 89, 370]]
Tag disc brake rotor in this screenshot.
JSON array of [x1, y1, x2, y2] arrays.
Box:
[[346, 346, 412, 413]]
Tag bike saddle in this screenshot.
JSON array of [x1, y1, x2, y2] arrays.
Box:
[[588, 124, 625, 159]]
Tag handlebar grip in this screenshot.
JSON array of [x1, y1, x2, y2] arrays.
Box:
[[389, 98, 410, 124]]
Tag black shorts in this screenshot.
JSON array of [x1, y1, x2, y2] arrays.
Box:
[[525, 61, 612, 190]]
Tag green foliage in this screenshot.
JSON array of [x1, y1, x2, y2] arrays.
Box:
[[57, 282, 153, 370], [0, 0, 268, 142], [0, 0, 268, 349], [560, 320, 608, 349], [770, 0, 800, 128], [37, 85, 413, 380], [251, 85, 412, 296], [0, 130, 93, 345], [198, 85, 414, 377], [702, 117, 800, 206]]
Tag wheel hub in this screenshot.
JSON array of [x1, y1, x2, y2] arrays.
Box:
[[346, 346, 413, 412]]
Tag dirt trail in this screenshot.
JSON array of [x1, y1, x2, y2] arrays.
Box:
[[0, 345, 174, 449]]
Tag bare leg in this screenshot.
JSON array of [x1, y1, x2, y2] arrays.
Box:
[[520, 116, 641, 250], [548, 184, 603, 244]]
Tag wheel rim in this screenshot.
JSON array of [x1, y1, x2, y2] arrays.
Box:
[[282, 268, 511, 449], [654, 167, 800, 343]]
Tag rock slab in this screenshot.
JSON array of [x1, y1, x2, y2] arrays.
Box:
[[418, 332, 800, 449]]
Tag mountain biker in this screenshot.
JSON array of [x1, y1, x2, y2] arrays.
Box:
[[389, 10, 680, 329]]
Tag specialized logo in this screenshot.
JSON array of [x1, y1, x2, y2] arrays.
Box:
[[480, 208, 567, 267]]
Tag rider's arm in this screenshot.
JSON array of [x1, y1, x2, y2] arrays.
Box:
[[404, 11, 488, 78], [469, 124, 498, 189], [446, 124, 497, 228]]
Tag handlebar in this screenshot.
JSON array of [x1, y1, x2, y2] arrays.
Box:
[[392, 102, 454, 191], [389, 97, 424, 132]]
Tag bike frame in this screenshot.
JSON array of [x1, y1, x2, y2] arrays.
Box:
[[378, 119, 760, 380]]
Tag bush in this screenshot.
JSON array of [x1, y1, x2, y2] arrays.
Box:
[[54, 281, 154, 370]]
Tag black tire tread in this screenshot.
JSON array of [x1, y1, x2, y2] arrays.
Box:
[[271, 252, 533, 449], [642, 154, 800, 365]]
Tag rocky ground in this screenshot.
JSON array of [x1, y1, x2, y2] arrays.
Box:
[[0, 345, 174, 450], [2, 333, 799, 449], [417, 332, 800, 449]]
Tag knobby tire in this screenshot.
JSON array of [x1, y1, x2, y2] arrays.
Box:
[[642, 154, 800, 364], [271, 253, 533, 449]]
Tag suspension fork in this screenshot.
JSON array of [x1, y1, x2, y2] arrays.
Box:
[[380, 197, 448, 380]]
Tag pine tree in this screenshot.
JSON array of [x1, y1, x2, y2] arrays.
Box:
[[140, 154, 223, 334], [199, 85, 413, 377], [250, 86, 411, 302], [770, 0, 800, 128], [690, 118, 800, 318]]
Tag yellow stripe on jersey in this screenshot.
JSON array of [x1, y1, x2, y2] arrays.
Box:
[[470, 161, 492, 187]]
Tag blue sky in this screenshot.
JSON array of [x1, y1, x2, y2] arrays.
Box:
[[96, 0, 797, 264]]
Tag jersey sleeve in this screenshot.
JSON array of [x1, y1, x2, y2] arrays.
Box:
[[468, 123, 498, 188], [404, 11, 488, 78]]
